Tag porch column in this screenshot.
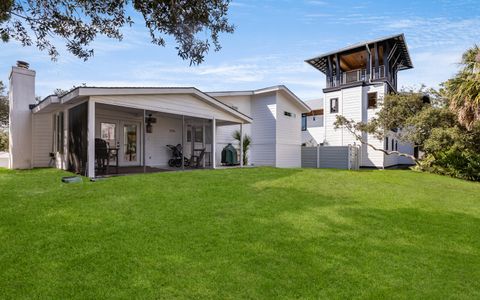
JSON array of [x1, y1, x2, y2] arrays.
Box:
[[182, 115, 185, 171], [335, 53, 340, 84], [87, 99, 95, 178], [143, 109, 146, 173], [202, 119, 206, 168], [366, 44, 371, 81], [239, 123, 244, 167], [212, 117, 216, 169], [62, 107, 69, 170]]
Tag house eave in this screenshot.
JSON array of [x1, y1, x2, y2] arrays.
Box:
[[208, 85, 311, 113], [32, 87, 253, 123]]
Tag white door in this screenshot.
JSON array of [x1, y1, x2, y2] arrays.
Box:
[[120, 121, 141, 166], [98, 119, 120, 166]]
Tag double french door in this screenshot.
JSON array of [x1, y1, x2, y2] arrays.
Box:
[[98, 118, 141, 166]]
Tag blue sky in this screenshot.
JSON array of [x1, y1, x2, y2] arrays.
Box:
[[1, 0, 479, 100]]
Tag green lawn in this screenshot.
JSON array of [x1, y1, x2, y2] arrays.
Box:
[[0, 167, 479, 299]]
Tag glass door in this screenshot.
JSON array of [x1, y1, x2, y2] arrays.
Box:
[[98, 120, 120, 166], [120, 122, 141, 166]]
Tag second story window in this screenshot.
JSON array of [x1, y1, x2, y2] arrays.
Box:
[[301, 114, 307, 131], [385, 137, 389, 150], [284, 111, 295, 117], [367, 92, 377, 109], [330, 98, 339, 113]]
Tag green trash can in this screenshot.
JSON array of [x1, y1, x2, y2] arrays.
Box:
[[221, 143, 238, 166]]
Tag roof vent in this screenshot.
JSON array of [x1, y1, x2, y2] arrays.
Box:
[[16, 61, 30, 69]]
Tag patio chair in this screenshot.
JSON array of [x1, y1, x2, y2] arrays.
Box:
[[191, 148, 206, 168], [95, 138, 110, 174]]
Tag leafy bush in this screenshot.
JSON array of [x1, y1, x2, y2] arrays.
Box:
[[420, 150, 480, 181], [0, 131, 8, 152]]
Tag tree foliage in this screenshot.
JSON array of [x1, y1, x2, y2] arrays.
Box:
[[0, 0, 234, 64], [232, 130, 251, 166], [0, 131, 7, 152], [443, 44, 480, 129], [334, 89, 435, 149], [0, 81, 8, 151], [0, 81, 8, 128]]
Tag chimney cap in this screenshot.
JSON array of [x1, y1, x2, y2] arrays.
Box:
[[16, 61, 30, 69]]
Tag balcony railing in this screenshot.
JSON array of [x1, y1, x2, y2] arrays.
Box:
[[326, 65, 387, 88]]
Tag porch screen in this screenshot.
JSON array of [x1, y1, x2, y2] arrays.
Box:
[[68, 102, 88, 174]]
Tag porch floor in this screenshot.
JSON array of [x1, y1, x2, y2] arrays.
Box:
[[96, 166, 170, 177], [96, 165, 213, 177]]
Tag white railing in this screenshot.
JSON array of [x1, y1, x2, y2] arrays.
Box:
[[326, 65, 386, 88]]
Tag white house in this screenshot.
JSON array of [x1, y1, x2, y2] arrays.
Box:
[[305, 34, 416, 168], [208, 87, 310, 168], [301, 98, 324, 146], [7, 62, 309, 178]]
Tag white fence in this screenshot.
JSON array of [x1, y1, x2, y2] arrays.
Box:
[[301, 145, 360, 170]]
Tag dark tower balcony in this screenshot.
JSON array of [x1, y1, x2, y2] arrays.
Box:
[[305, 34, 413, 93]]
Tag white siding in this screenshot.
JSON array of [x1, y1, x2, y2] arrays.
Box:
[[324, 91, 342, 146], [213, 95, 253, 165], [361, 134, 384, 167], [92, 94, 242, 123], [398, 141, 415, 165], [250, 93, 277, 166], [341, 86, 363, 146], [361, 85, 386, 167], [324, 84, 397, 168], [276, 92, 302, 167], [324, 87, 363, 147], [302, 115, 324, 145], [32, 113, 53, 167], [212, 95, 252, 116], [215, 123, 251, 165], [145, 116, 183, 167]]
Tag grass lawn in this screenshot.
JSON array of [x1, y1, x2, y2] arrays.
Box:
[[0, 167, 479, 299]]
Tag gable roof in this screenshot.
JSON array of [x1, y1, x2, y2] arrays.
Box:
[[32, 86, 252, 123], [207, 85, 311, 112], [304, 98, 323, 110]]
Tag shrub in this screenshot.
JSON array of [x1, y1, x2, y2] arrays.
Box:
[[0, 130, 8, 152]]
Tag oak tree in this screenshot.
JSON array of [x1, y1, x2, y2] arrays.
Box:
[[0, 0, 234, 64]]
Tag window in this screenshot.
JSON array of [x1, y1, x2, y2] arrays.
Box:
[[101, 122, 116, 147], [284, 111, 295, 117], [53, 112, 64, 154], [367, 92, 377, 109], [385, 137, 389, 150], [391, 139, 395, 151], [395, 141, 398, 151], [186, 127, 192, 142], [301, 114, 307, 131], [330, 98, 339, 113], [123, 124, 138, 162], [194, 127, 203, 143]]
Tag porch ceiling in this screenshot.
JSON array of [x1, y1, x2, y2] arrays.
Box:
[[95, 103, 240, 126]]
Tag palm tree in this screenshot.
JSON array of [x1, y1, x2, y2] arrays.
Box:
[[232, 130, 251, 165], [444, 45, 480, 130]]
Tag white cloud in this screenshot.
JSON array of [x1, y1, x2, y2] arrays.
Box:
[[306, 0, 328, 5]]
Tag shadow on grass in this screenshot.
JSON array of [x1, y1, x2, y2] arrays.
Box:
[[1, 167, 479, 298]]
